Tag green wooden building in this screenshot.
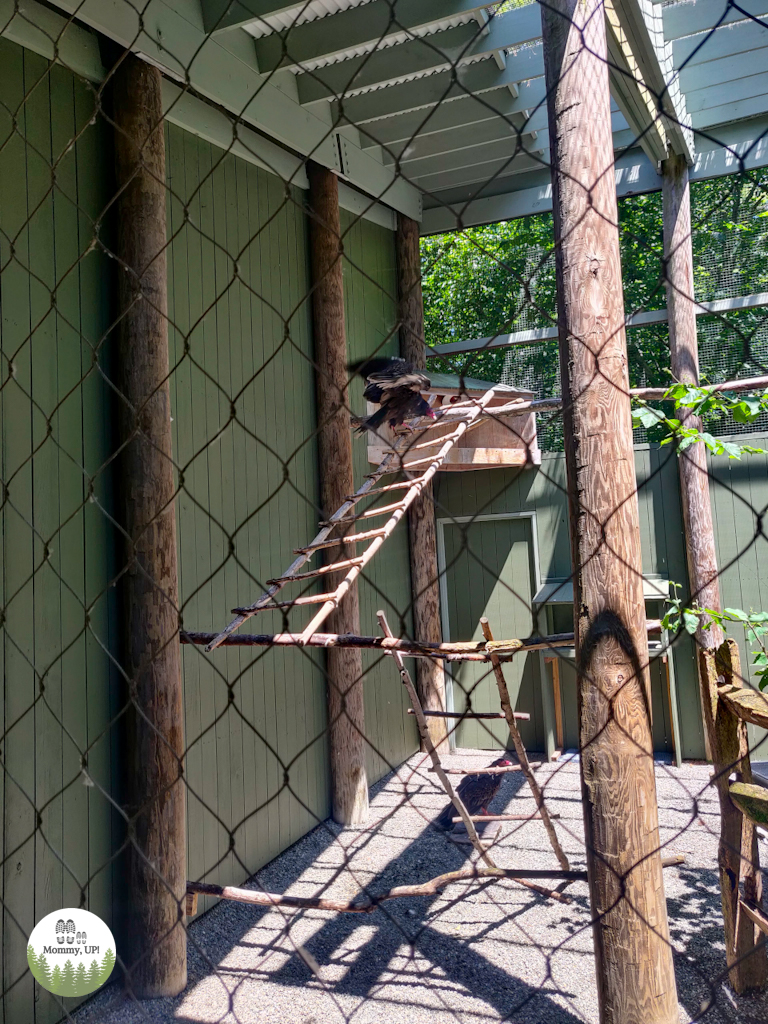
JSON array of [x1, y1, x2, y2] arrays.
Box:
[[1, 1, 768, 1020]]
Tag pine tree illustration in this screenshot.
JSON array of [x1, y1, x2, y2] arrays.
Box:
[[75, 962, 87, 994], [27, 946, 38, 978], [87, 959, 101, 992], [50, 965, 63, 994], [36, 954, 52, 989], [61, 959, 76, 997], [99, 948, 116, 984]]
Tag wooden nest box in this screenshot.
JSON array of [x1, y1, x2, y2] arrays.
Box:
[[366, 372, 541, 471]]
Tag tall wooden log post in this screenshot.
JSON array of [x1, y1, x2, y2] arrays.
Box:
[[112, 56, 187, 997], [662, 154, 722, 758], [396, 214, 449, 753], [541, 5, 679, 1023], [307, 162, 369, 824]]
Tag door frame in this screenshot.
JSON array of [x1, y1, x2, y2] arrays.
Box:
[[435, 512, 541, 743]]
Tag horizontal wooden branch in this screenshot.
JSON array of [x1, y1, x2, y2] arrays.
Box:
[[729, 781, 768, 827], [187, 866, 586, 915], [431, 763, 542, 775], [451, 813, 561, 822], [408, 709, 530, 720], [740, 898, 768, 937], [718, 684, 768, 731], [181, 621, 660, 661]]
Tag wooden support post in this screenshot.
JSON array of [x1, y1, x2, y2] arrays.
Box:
[[662, 155, 723, 652], [396, 213, 449, 753], [541, 5, 679, 1022], [112, 55, 187, 998], [308, 161, 368, 825], [699, 640, 767, 992]]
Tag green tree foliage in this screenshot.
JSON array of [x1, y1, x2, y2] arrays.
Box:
[[75, 962, 87, 992], [421, 170, 768, 445]]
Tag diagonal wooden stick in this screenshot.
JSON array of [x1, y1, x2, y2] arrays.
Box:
[[480, 617, 571, 872], [376, 610, 497, 869]]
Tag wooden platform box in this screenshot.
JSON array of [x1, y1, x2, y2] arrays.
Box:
[[366, 373, 541, 471]]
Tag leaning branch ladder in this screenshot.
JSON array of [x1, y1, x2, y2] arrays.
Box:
[[206, 388, 499, 651], [480, 617, 571, 872]]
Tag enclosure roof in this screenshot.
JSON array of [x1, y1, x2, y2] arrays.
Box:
[[31, 1, 768, 233]]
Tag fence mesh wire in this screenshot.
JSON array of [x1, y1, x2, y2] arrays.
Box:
[[1, 2, 768, 1023]]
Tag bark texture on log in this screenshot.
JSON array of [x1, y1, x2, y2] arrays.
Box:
[[662, 154, 723, 651], [308, 161, 368, 825], [396, 213, 448, 752], [541, 4, 678, 1022], [113, 55, 187, 998], [699, 641, 767, 992]]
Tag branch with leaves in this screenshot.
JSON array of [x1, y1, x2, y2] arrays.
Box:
[[662, 583, 768, 691], [632, 382, 768, 460]]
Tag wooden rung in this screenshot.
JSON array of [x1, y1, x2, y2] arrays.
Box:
[[344, 480, 419, 499], [729, 781, 768, 827], [231, 594, 335, 613], [319, 499, 406, 527], [451, 813, 561, 822], [267, 556, 365, 585], [185, 890, 198, 917], [432, 763, 542, 775], [408, 709, 530, 721], [403, 430, 464, 452], [718, 683, 768, 730], [739, 898, 768, 936], [295, 527, 388, 553]]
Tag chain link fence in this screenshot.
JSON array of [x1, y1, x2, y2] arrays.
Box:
[[1, 2, 768, 1023]]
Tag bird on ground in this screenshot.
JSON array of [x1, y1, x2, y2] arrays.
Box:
[[434, 757, 514, 831], [348, 356, 435, 434]]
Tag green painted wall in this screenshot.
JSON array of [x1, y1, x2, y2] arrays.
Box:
[[340, 210, 419, 782], [0, 40, 118, 1024], [435, 437, 768, 761]]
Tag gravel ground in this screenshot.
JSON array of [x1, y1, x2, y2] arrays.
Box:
[[75, 751, 768, 1024]]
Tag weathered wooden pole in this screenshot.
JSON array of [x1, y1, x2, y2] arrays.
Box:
[[662, 154, 723, 651], [112, 55, 187, 997], [396, 213, 449, 753], [541, 4, 679, 1022], [307, 161, 369, 824]]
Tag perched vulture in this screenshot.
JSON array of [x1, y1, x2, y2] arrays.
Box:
[[348, 356, 434, 433], [434, 757, 514, 830]]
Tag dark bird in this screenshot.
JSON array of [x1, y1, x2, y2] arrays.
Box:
[[348, 356, 434, 434], [434, 757, 514, 831]]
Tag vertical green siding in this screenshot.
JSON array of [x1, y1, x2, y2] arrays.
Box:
[[0, 40, 117, 1024], [340, 210, 419, 782], [434, 447, 706, 759], [165, 125, 331, 909]]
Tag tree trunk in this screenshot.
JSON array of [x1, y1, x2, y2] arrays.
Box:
[[662, 154, 723, 651], [113, 54, 187, 998], [396, 213, 449, 753], [307, 161, 369, 824], [541, 4, 678, 1022]]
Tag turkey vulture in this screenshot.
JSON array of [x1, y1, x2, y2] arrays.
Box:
[[434, 757, 514, 830], [348, 356, 434, 434]]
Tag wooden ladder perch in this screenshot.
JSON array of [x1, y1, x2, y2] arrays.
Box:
[[205, 387, 499, 651]]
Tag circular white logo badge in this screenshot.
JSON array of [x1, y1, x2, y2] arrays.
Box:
[[27, 909, 116, 997]]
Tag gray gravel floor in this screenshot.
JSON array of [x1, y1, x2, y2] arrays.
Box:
[[75, 751, 768, 1024]]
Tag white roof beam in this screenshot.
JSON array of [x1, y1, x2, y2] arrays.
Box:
[[332, 45, 544, 125], [297, 5, 542, 105], [421, 116, 768, 233], [254, 0, 501, 73], [611, 0, 693, 160], [201, 0, 305, 35]]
